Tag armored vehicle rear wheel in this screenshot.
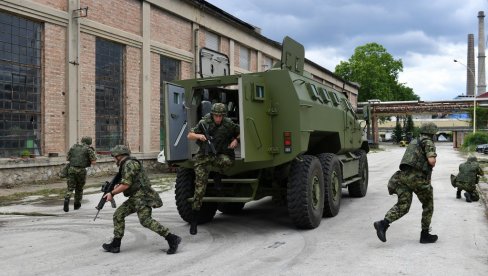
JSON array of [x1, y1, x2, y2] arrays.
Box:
[[218, 202, 245, 214], [287, 155, 324, 229], [175, 168, 218, 224], [348, 150, 368, 197], [317, 153, 342, 217]]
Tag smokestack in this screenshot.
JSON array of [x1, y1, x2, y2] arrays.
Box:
[[467, 34, 476, 96], [478, 11, 486, 95]]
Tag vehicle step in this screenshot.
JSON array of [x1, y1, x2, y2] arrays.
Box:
[[202, 197, 253, 203], [342, 176, 361, 187], [207, 178, 259, 184]]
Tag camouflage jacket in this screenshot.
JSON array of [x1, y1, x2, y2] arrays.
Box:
[[67, 143, 96, 168], [191, 113, 240, 157], [399, 135, 436, 176], [457, 160, 484, 183], [119, 157, 163, 208]]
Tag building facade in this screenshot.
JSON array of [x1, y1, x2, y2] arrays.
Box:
[[0, 0, 358, 184]]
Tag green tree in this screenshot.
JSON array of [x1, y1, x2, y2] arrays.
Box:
[[467, 107, 488, 131], [392, 122, 403, 143], [335, 43, 419, 102], [404, 115, 415, 141]]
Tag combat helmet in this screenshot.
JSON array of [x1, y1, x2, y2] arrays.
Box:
[[419, 122, 438, 136], [111, 145, 131, 157], [468, 156, 478, 162], [81, 136, 92, 145], [211, 103, 227, 116]]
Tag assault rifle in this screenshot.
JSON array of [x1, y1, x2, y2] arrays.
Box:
[[201, 123, 217, 155], [93, 173, 121, 221]]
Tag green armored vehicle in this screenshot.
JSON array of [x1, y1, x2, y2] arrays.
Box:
[[161, 37, 369, 229]]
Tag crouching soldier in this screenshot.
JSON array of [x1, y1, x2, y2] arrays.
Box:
[[101, 145, 181, 254], [373, 122, 439, 244], [451, 156, 484, 202]]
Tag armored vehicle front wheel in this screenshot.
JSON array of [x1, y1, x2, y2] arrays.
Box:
[[287, 155, 325, 229], [175, 168, 218, 224], [348, 150, 368, 197], [317, 153, 342, 217], [218, 202, 245, 214]]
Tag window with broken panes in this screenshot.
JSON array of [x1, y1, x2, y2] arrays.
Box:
[[95, 38, 124, 151], [0, 12, 42, 158], [160, 55, 180, 150]]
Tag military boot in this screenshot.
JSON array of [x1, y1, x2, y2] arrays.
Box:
[[456, 189, 461, 199], [190, 210, 199, 235], [102, 237, 121, 253], [74, 202, 81, 210], [420, 229, 438, 243], [63, 198, 70, 212], [373, 219, 390, 242], [165, 233, 182, 255], [464, 192, 472, 203]]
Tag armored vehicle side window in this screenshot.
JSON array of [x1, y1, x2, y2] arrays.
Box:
[[253, 84, 265, 101], [329, 91, 340, 106], [318, 87, 331, 103], [306, 83, 323, 103]]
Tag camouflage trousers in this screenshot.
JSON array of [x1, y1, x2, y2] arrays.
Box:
[[192, 153, 233, 210], [65, 166, 87, 204], [455, 181, 480, 201], [113, 195, 169, 239], [385, 170, 434, 230]]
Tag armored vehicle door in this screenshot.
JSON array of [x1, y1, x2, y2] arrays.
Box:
[[164, 82, 189, 161], [240, 75, 273, 162]]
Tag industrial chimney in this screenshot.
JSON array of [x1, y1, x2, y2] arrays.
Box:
[[478, 11, 486, 95], [467, 34, 476, 96]]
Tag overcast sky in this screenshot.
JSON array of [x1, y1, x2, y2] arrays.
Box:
[[206, 0, 488, 101]]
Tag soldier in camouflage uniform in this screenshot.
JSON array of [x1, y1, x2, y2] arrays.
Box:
[[101, 145, 181, 254], [64, 136, 96, 212], [187, 103, 240, 235], [374, 122, 439, 244], [451, 156, 483, 202]]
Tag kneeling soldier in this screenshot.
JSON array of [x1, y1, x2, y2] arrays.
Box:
[[451, 156, 483, 202]]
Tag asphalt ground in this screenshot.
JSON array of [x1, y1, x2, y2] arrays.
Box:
[[0, 143, 487, 275]]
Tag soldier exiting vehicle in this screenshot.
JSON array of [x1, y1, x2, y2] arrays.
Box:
[[101, 145, 181, 254], [374, 122, 439, 244], [187, 103, 240, 235], [64, 136, 96, 212], [451, 156, 484, 202]]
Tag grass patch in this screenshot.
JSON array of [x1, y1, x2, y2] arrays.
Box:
[[0, 188, 65, 206]]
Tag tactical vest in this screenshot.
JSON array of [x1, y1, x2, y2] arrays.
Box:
[[119, 157, 149, 197], [69, 144, 90, 167], [456, 161, 479, 183], [197, 116, 236, 157], [399, 137, 431, 175]]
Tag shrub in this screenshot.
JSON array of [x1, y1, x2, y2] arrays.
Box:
[[462, 132, 488, 151]]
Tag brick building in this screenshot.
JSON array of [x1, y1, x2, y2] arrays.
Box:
[[0, 0, 358, 184]]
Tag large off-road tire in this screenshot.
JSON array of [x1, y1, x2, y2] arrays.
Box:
[[175, 168, 218, 224], [218, 202, 245, 214], [317, 153, 342, 217], [287, 155, 324, 229], [348, 150, 368, 198]]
